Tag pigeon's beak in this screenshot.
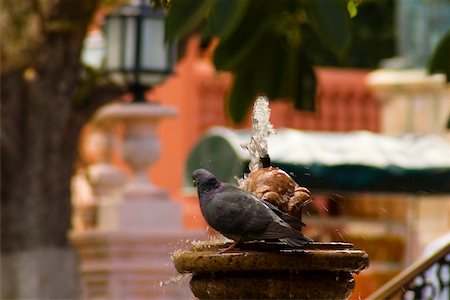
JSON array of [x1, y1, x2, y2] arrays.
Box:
[[192, 179, 197, 187]]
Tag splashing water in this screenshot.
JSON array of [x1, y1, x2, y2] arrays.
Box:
[[159, 273, 191, 287], [243, 96, 275, 172], [237, 96, 275, 189]]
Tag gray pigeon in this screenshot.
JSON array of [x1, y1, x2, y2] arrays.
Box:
[[192, 168, 312, 251]]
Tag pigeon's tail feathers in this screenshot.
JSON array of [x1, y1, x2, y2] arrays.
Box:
[[261, 200, 305, 230], [257, 222, 313, 247], [281, 235, 313, 247]]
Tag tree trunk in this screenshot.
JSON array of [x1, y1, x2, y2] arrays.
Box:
[[0, 0, 123, 298]]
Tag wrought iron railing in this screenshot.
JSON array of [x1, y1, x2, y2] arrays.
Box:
[[368, 239, 450, 300]]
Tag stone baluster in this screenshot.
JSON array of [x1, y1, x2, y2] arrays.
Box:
[[88, 126, 126, 202], [72, 125, 125, 231]]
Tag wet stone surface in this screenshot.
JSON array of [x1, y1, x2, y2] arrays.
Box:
[[173, 241, 369, 299], [191, 270, 355, 300]]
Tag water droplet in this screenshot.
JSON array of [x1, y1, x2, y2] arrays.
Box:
[[336, 231, 345, 241], [159, 274, 191, 287]]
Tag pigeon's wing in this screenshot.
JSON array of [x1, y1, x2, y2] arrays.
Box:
[[203, 183, 310, 244], [217, 185, 306, 241], [204, 184, 275, 238], [260, 199, 305, 230], [255, 200, 313, 244]]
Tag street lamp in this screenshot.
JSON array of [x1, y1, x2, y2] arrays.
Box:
[[98, 0, 177, 198], [77, 3, 188, 298], [103, 0, 175, 102]]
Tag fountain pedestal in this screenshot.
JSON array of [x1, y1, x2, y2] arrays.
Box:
[[174, 241, 369, 299], [93, 103, 181, 231]]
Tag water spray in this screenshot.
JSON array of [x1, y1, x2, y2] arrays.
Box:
[[246, 95, 275, 171]]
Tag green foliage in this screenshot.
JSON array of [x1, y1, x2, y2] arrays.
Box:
[[166, 0, 353, 123], [207, 0, 250, 39], [347, 0, 361, 18], [303, 0, 351, 57], [293, 0, 396, 69], [428, 29, 450, 82], [165, 0, 212, 43], [346, 0, 395, 68]]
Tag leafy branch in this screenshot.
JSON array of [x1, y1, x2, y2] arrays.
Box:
[[165, 0, 352, 123]]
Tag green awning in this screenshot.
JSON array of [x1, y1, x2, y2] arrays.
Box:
[[186, 127, 450, 194]]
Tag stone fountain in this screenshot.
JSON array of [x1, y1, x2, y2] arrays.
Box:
[[172, 96, 369, 299]]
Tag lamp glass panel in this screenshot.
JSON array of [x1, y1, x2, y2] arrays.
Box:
[[105, 17, 122, 70], [141, 18, 167, 70], [124, 17, 137, 70]]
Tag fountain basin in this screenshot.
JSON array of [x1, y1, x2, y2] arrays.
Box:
[[173, 241, 369, 299]]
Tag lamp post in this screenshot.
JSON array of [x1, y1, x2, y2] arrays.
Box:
[[70, 3, 203, 298], [96, 0, 177, 211], [103, 0, 176, 101]]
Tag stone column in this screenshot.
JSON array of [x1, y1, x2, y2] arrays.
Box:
[[367, 69, 449, 135], [70, 102, 204, 299]]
